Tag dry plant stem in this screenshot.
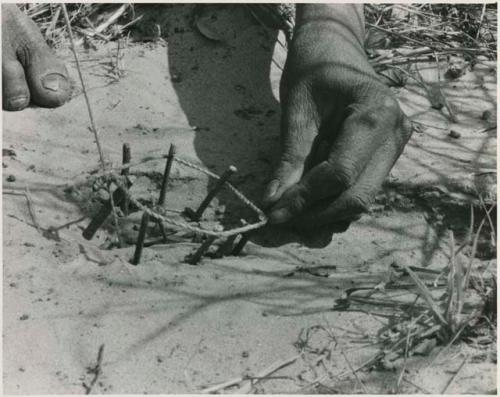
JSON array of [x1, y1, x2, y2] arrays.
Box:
[[441, 354, 469, 394], [320, 323, 368, 393], [107, 182, 124, 248], [476, 4, 487, 40], [477, 195, 496, 246], [24, 186, 42, 234], [74, 4, 129, 46], [121, 143, 131, 216], [234, 354, 300, 394], [455, 204, 474, 256], [83, 344, 104, 394], [445, 230, 457, 323], [199, 355, 299, 394], [463, 203, 496, 288], [45, 5, 60, 40], [433, 52, 458, 122], [428, 319, 468, 366], [395, 326, 412, 393], [61, 4, 106, 170], [131, 212, 149, 265], [402, 377, 431, 394], [402, 264, 447, 326]]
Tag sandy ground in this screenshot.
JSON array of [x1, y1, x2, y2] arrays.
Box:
[[2, 5, 497, 394]]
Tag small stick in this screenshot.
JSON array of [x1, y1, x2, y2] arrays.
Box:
[[157, 144, 176, 242], [441, 354, 468, 394], [231, 233, 249, 256], [61, 3, 106, 170], [186, 236, 216, 265], [120, 143, 131, 216], [158, 144, 176, 207], [131, 211, 149, 265], [215, 235, 238, 257], [82, 187, 127, 240], [190, 165, 237, 221], [25, 185, 42, 234], [83, 344, 104, 394]]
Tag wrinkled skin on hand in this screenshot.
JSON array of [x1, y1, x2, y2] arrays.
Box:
[[2, 4, 71, 111], [262, 4, 412, 247]]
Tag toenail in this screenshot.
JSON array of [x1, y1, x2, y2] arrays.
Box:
[[41, 73, 68, 92], [7, 96, 29, 110]]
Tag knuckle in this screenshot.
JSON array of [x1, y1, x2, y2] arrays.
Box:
[[381, 95, 400, 114], [345, 193, 371, 214], [330, 161, 356, 188]]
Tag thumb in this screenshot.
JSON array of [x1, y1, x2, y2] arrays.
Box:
[[262, 93, 319, 207]]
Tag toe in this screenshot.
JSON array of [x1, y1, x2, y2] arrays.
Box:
[[3, 4, 71, 108], [2, 59, 30, 111], [27, 60, 71, 108]]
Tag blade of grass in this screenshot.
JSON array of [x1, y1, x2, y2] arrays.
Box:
[[402, 264, 447, 326], [464, 203, 496, 288]]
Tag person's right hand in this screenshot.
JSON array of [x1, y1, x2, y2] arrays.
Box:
[[262, 4, 412, 247], [2, 4, 71, 111]]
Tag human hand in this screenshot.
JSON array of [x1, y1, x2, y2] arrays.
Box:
[[263, 4, 412, 244]]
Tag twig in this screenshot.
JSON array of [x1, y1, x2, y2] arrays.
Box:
[[83, 344, 105, 394], [477, 194, 496, 247], [433, 52, 458, 122], [402, 264, 447, 326], [475, 4, 487, 40], [200, 355, 299, 394], [402, 377, 431, 394], [395, 327, 411, 393], [45, 5, 61, 41], [24, 186, 42, 234], [200, 375, 245, 394], [234, 354, 300, 393], [441, 354, 468, 394], [323, 327, 368, 393], [74, 4, 129, 46], [61, 4, 107, 170], [427, 319, 468, 366], [463, 203, 496, 288]]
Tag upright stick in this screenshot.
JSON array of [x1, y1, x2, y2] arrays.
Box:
[[158, 144, 176, 206], [191, 165, 237, 221], [131, 211, 149, 265]]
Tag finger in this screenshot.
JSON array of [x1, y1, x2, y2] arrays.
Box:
[[262, 86, 319, 207], [294, 221, 351, 248], [295, 126, 409, 228], [268, 98, 400, 224]]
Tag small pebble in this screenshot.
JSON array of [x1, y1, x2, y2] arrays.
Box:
[[19, 314, 29, 321], [448, 129, 461, 139], [6, 174, 16, 182], [171, 73, 182, 83], [241, 351, 249, 358]]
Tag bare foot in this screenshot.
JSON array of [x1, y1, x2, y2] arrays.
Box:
[[2, 4, 71, 111]]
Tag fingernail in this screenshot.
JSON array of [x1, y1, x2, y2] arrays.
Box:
[[264, 180, 280, 201], [6, 96, 29, 110], [269, 208, 292, 224], [41, 73, 69, 92]]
